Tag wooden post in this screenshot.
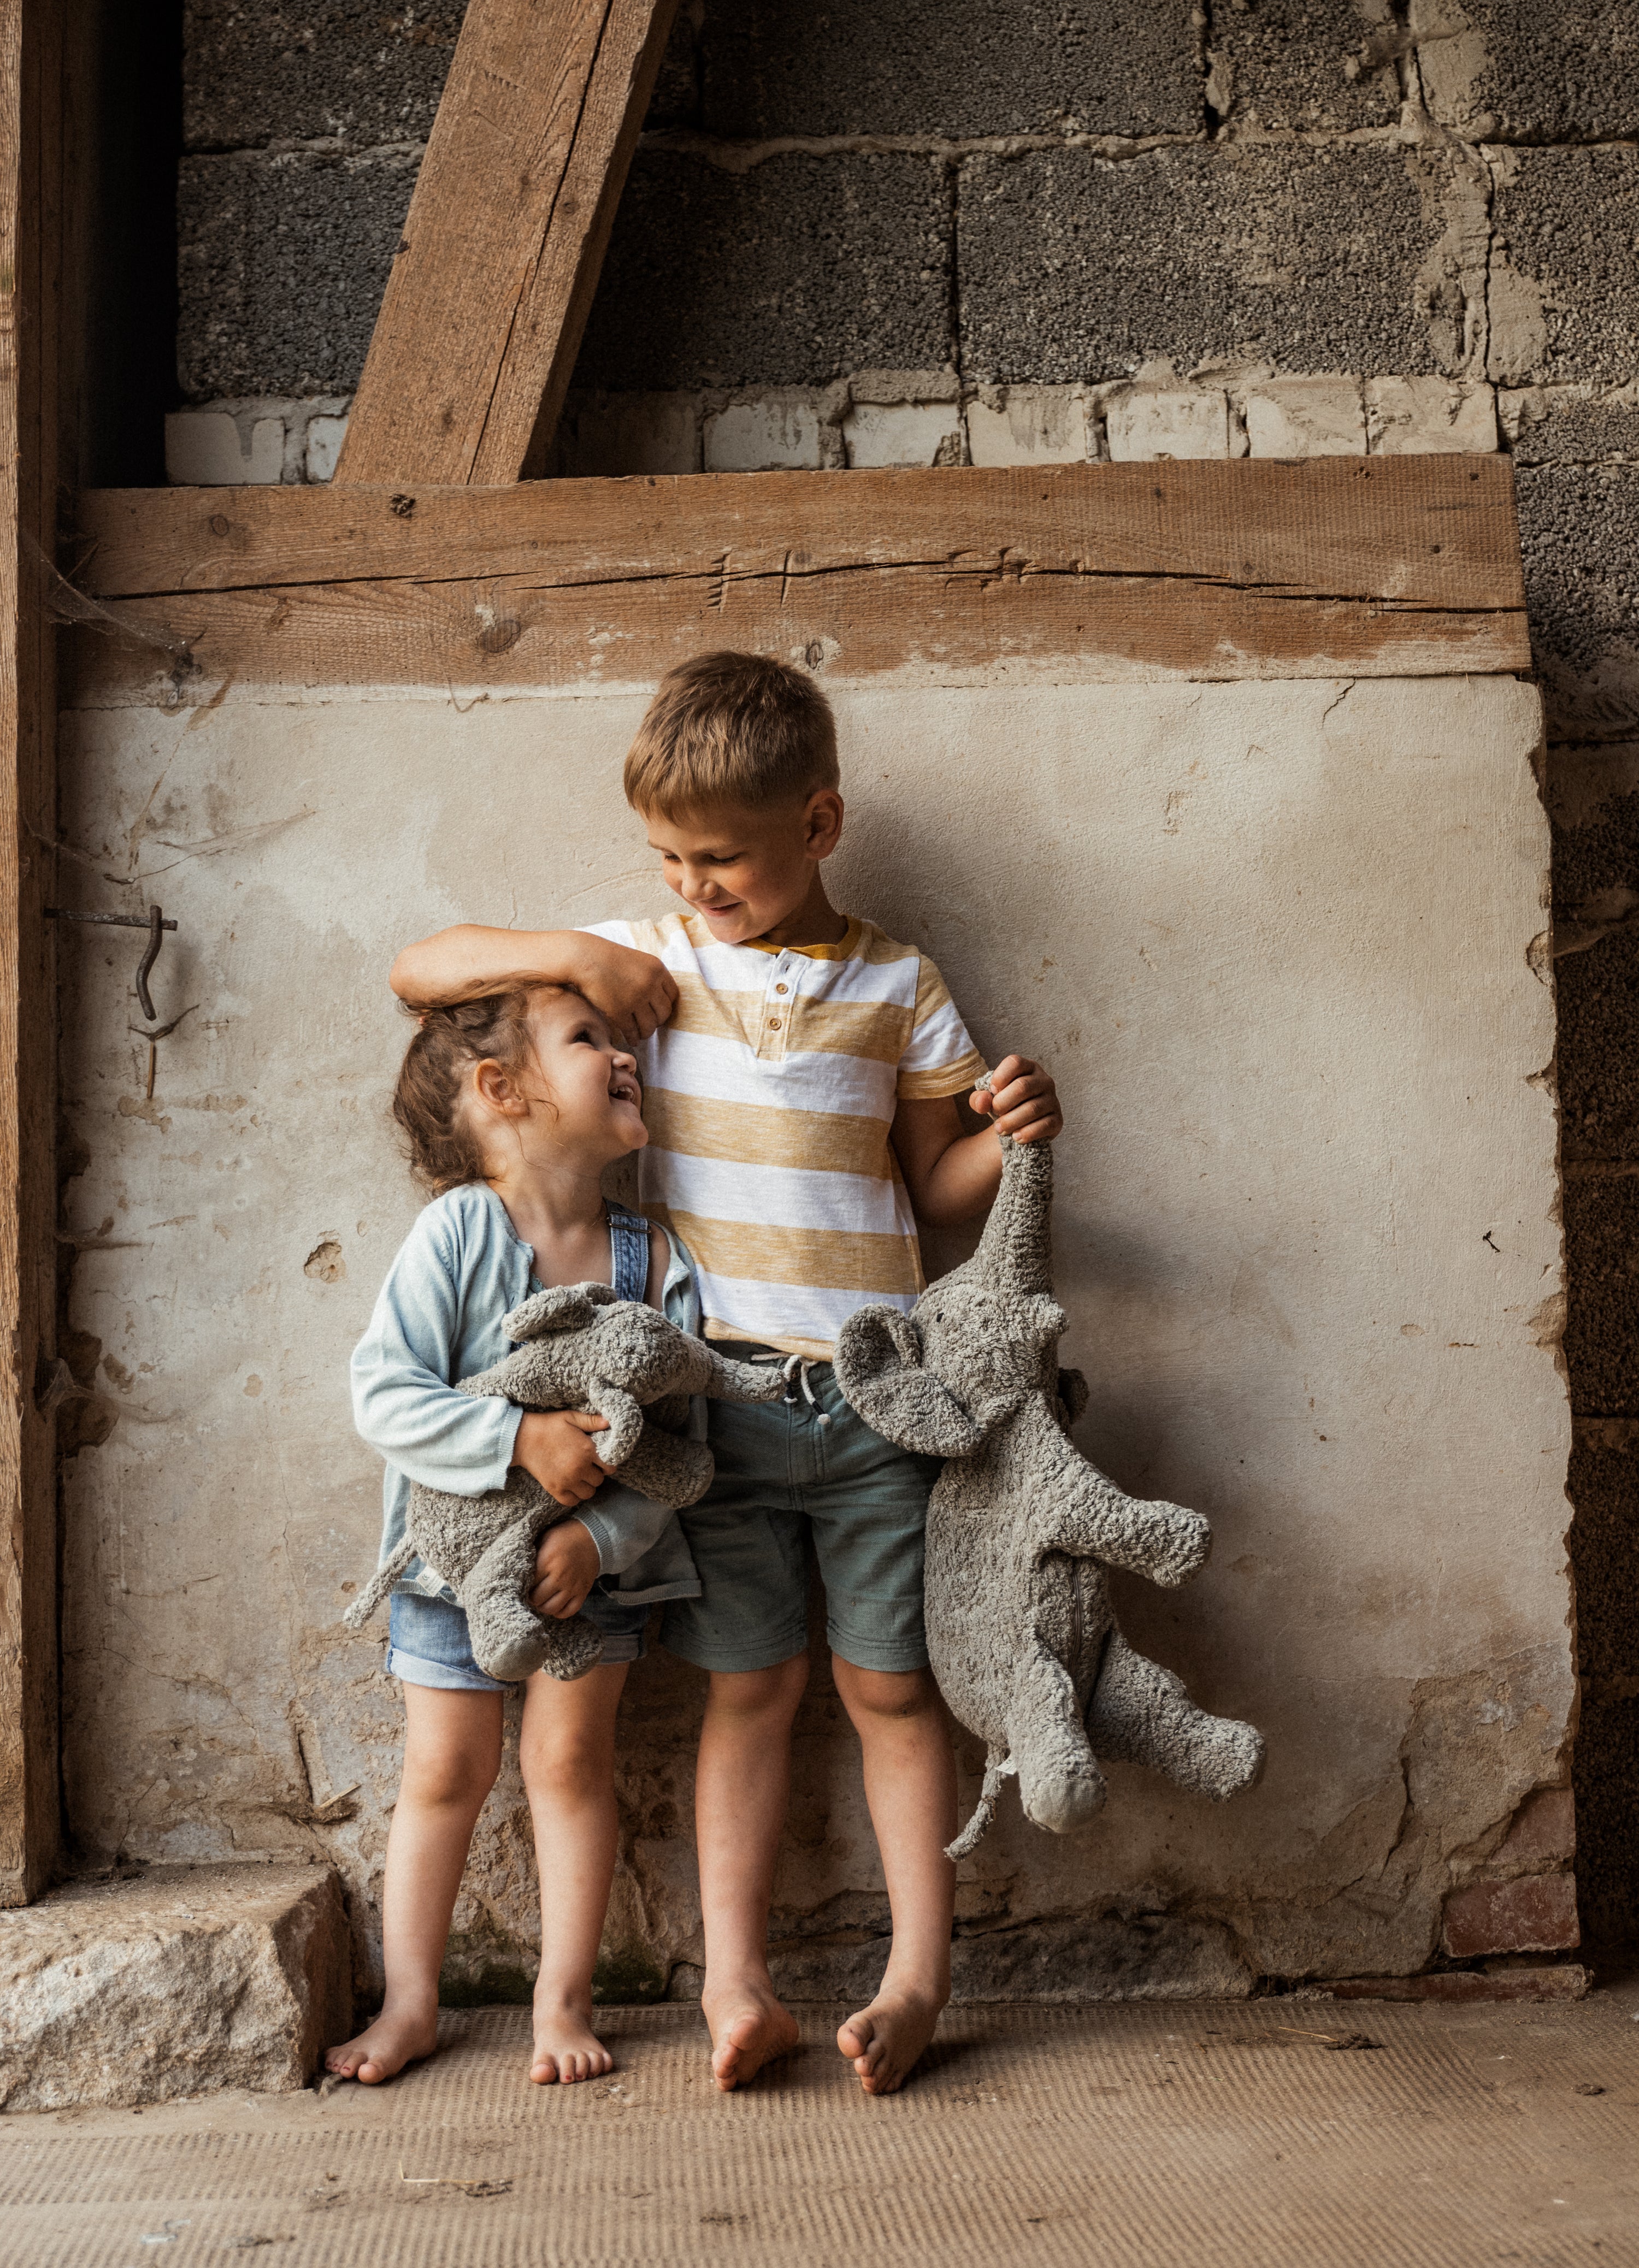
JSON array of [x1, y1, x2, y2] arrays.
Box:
[[332, 0, 679, 489], [0, 0, 63, 1907]]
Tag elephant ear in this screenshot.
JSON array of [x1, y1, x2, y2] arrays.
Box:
[[503, 1280, 620, 1344], [834, 1304, 987, 1460]]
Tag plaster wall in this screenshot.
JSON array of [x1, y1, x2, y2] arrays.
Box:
[[56, 668, 1569, 1999]]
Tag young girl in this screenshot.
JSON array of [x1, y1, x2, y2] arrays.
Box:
[[327, 983, 704, 2088]]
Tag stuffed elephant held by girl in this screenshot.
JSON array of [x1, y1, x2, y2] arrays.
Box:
[[346, 1283, 781, 1684], [834, 1112, 1265, 1858]]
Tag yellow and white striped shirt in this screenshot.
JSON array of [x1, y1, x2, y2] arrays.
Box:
[[583, 912, 986, 1358]]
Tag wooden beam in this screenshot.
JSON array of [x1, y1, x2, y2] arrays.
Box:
[[63, 460, 1532, 703], [1, 0, 64, 1906], [331, 0, 679, 489]]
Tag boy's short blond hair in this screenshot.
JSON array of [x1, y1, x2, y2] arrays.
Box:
[[623, 650, 840, 819]]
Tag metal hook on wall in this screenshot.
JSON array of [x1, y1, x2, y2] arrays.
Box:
[[46, 904, 177, 1021]]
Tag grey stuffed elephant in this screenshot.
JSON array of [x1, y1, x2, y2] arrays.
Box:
[[834, 1117, 1265, 1858], [346, 1285, 781, 1684]]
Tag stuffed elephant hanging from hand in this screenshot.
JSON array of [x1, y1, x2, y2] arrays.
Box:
[[834, 1106, 1265, 1857]]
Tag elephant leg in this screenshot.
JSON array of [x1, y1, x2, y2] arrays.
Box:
[[1086, 1629, 1265, 1802], [462, 1517, 603, 1685], [1009, 1641, 1107, 1834], [617, 1425, 714, 1510]]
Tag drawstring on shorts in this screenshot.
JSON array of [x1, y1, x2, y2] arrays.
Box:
[[754, 1349, 833, 1426]]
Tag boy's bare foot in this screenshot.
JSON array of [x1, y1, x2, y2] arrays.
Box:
[[837, 1988, 944, 2096], [325, 2005, 439, 2086], [703, 1986, 801, 2092], [529, 1996, 614, 2086]]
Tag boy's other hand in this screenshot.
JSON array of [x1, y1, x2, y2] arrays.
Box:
[[512, 1408, 610, 1506], [571, 933, 677, 1045], [529, 1519, 602, 1619], [970, 1054, 1063, 1145]]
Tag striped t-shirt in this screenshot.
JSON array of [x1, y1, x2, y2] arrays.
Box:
[[583, 912, 986, 1359]]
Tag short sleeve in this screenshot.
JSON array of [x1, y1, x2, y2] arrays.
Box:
[[579, 919, 637, 948], [897, 954, 987, 1101]]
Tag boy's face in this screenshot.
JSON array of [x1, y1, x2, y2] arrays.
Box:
[[645, 792, 842, 947]]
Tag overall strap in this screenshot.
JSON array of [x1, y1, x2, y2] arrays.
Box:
[[606, 1203, 651, 1303]]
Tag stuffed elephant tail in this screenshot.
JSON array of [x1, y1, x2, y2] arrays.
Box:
[[342, 1535, 416, 1632], [946, 1745, 1017, 1862]]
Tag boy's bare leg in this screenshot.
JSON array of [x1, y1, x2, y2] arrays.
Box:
[[694, 1655, 810, 2090], [326, 1686, 503, 2083], [518, 1659, 630, 2084], [830, 1661, 957, 2096]]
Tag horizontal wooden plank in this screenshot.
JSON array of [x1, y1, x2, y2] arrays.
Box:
[[61, 460, 1530, 698]]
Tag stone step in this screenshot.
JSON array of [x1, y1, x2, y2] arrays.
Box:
[[0, 1861, 351, 2111]]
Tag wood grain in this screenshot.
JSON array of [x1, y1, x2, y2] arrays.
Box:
[[332, 0, 679, 488], [0, 0, 65, 1905], [64, 460, 1531, 700]]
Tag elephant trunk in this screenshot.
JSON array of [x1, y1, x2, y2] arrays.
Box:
[[971, 1127, 1056, 1296]]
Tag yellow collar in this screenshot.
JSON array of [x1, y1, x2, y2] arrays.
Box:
[[738, 916, 862, 962]]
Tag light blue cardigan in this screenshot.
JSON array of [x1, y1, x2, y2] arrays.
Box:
[[350, 1181, 702, 1608]]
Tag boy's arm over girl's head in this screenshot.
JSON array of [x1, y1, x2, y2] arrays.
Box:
[[391, 924, 676, 1045]]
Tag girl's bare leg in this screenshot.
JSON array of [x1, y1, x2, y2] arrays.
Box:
[[326, 1685, 503, 2083], [518, 1659, 630, 2084], [694, 1655, 810, 2090], [830, 1660, 956, 2096]]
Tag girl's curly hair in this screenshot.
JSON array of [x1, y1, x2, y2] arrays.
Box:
[[392, 987, 563, 1193]]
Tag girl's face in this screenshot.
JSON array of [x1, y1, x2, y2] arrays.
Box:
[[471, 991, 646, 1172]]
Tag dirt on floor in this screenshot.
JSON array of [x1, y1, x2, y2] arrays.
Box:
[[1, 1989, 1636, 2267]]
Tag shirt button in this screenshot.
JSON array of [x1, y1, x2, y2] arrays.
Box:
[[775, 983, 789, 995], [768, 1017, 781, 1030]]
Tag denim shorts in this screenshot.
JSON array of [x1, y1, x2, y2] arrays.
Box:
[[386, 1582, 651, 1692], [659, 1343, 941, 1678]]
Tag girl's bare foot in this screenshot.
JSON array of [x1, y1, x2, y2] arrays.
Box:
[[836, 1988, 944, 2096], [325, 2004, 439, 2086], [530, 1994, 614, 2086], [703, 1983, 801, 2092]]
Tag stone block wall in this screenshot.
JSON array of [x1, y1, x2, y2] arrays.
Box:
[[160, 1, 1639, 1949]]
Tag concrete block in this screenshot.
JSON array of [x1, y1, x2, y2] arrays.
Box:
[[0, 1862, 351, 2110], [1570, 1424, 1639, 1679], [645, 4, 702, 130], [1207, 0, 1400, 131], [1515, 463, 1639, 744], [1105, 387, 1228, 462], [1504, 385, 1639, 466], [184, 0, 465, 150], [1572, 1685, 1639, 1946], [1412, 0, 1639, 144], [704, 397, 825, 472], [699, 0, 1200, 138], [553, 393, 703, 478], [1441, 1875, 1580, 1959], [1487, 149, 1639, 387], [164, 410, 285, 486], [179, 149, 419, 399], [959, 146, 1452, 386], [574, 151, 952, 393], [844, 400, 963, 468], [1564, 1170, 1639, 1413], [965, 387, 1092, 468], [1366, 377, 1496, 454], [1243, 376, 1365, 458], [304, 415, 349, 483]]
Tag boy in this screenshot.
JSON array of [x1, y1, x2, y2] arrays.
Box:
[[392, 652, 1063, 2096]]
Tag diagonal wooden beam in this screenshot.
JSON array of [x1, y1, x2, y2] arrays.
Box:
[[332, 0, 678, 489]]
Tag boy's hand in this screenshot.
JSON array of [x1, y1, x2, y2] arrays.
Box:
[[512, 1409, 610, 1505], [569, 932, 677, 1046], [970, 1053, 1063, 1145], [529, 1520, 602, 1620]]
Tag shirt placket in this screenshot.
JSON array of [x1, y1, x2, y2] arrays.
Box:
[[755, 950, 800, 1063]]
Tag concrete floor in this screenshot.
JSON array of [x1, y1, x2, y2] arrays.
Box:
[[2, 1990, 1636, 2267]]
